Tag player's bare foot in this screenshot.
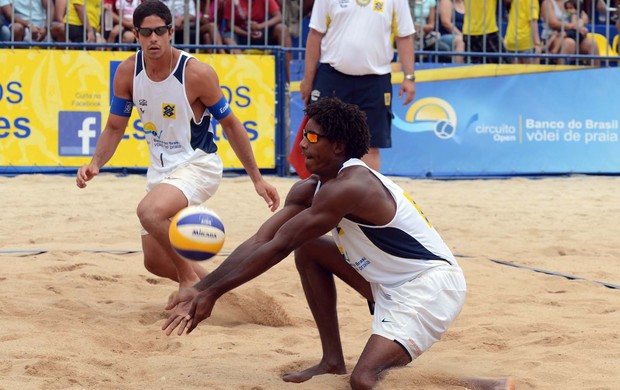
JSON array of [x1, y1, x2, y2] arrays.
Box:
[[502, 377, 515, 390], [282, 361, 347, 383]]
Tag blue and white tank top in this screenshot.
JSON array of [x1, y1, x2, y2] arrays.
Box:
[[329, 159, 458, 286], [133, 50, 218, 181]]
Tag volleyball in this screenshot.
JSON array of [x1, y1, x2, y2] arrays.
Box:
[[169, 205, 226, 261]]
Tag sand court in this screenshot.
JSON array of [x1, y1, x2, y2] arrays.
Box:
[[1, 174, 618, 389]]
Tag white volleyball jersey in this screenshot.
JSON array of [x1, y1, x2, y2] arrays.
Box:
[[330, 159, 458, 286], [133, 50, 218, 184], [309, 0, 414, 75]]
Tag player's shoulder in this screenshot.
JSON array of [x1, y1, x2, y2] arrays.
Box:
[[286, 176, 319, 207], [112, 54, 137, 91], [335, 164, 373, 183], [184, 55, 219, 87], [120, 53, 138, 68], [185, 55, 216, 77], [115, 54, 138, 76], [334, 165, 381, 195]]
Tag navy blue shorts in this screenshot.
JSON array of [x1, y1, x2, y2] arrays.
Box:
[[309, 64, 393, 148], [68, 24, 98, 43]]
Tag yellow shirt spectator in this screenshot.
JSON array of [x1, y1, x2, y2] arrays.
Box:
[[66, 0, 102, 29], [504, 0, 540, 52], [462, 0, 499, 36]]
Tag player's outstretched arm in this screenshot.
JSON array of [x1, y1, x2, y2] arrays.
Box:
[[182, 179, 351, 334], [162, 177, 317, 335], [76, 59, 134, 188], [188, 60, 280, 211]]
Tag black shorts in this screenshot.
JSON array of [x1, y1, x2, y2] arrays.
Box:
[[309, 63, 393, 149], [463, 32, 508, 64], [68, 24, 97, 42]]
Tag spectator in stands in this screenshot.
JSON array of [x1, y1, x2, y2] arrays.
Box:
[[198, 0, 227, 53], [0, 6, 10, 41], [438, 0, 465, 63], [583, 0, 608, 22], [504, 0, 542, 64], [64, 0, 105, 43], [222, 0, 293, 81], [161, 0, 198, 45], [409, 0, 451, 60], [462, 0, 508, 63], [541, 0, 576, 60], [541, 0, 599, 65], [563, 0, 586, 40], [50, 0, 67, 42], [276, 0, 313, 39], [0, 0, 52, 42], [106, 0, 140, 44], [567, 0, 600, 64]]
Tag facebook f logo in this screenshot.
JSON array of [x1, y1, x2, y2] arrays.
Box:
[[78, 117, 98, 154], [58, 111, 102, 156]]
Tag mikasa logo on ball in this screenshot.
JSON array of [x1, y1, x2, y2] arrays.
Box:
[[192, 228, 218, 238]]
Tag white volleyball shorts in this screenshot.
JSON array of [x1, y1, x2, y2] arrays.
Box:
[[371, 265, 467, 359], [141, 153, 223, 235]]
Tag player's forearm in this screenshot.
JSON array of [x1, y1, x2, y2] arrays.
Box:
[[201, 239, 292, 299], [193, 238, 260, 292], [89, 127, 124, 168], [194, 204, 304, 294], [222, 121, 262, 183]]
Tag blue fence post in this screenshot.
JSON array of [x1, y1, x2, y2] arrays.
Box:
[[274, 47, 289, 177]]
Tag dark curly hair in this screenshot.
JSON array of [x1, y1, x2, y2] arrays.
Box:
[[133, 0, 173, 29], [305, 97, 370, 159]]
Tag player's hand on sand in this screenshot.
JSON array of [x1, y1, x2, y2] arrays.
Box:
[[76, 164, 100, 188], [163, 286, 199, 336], [185, 290, 217, 334], [254, 179, 280, 212]]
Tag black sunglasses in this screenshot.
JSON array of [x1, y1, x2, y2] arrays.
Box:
[[135, 25, 171, 37]]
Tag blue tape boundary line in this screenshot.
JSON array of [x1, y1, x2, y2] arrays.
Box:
[[2, 250, 617, 290], [454, 254, 620, 290], [487, 258, 620, 290], [0, 250, 141, 255], [454, 253, 620, 290], [0, 249, 233, 256]]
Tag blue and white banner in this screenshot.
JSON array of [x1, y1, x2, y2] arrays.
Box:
[[290, 66, 620, 177]]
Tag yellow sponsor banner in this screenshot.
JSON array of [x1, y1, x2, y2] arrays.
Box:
[[0, 49, 275, 169]]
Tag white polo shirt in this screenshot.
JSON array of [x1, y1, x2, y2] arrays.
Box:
[[309, 0, 415, 76]]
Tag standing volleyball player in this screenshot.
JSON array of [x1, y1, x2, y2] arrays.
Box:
[[75, 0, 280, 295]]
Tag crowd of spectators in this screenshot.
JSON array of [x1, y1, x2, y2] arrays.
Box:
[[0, 0, 618, 65]]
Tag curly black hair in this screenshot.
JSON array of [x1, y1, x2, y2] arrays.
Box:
[[133, 0, 173, 29], [305, 97, 370, 159]]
